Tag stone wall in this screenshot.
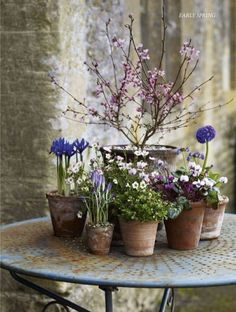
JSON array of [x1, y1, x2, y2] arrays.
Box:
[[1, 0, 236, 311]]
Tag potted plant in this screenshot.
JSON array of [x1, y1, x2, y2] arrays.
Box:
[[49, 11, 230, 165], [46, 137, 89, 237], [148, 161, 205, 250], [194, 125, 229, 240], [149, 125, 228, 249], [103, 152, 169, 256], [84, 171, 114, 255]]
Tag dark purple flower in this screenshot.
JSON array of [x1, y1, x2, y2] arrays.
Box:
[[73, 138, 89, 154], [50, 137, 65, 157], [50, 137, 75, 157], [64, 141, 76, 157], [196, 125, 216, 144], [164, 183, 174, 190]]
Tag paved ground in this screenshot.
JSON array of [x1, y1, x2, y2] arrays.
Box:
[[173, 286, 236, 311]]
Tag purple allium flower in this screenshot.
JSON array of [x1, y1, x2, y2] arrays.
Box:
[[196, 125, 216, 144]]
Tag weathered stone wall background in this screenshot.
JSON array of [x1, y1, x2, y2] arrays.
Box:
[[1, 0, 236, 311]]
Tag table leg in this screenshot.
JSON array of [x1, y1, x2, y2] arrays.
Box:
[[159, 288, 175, 312], [10, 271, 91, 312], [99, 286, 118, 312]]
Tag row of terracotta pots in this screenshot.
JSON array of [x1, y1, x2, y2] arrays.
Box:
[[47, 192, 228, 256]]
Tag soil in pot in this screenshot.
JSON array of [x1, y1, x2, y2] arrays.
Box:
[[46, 192, 87, 237], [200, 197, 229, 240], [86, 223, 114, 255], [119, 219, 158, 256], [164, 201, 205, 250]]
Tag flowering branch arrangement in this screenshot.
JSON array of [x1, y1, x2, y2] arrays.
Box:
[[50, 7, 231, 149], [148, 125, 228, 218], [50, 137, 89, 196]]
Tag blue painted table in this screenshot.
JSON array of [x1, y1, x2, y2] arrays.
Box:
[[1, 214, 236, 311]]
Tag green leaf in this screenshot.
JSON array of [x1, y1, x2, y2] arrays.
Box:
[[206, 190, 218, 208]]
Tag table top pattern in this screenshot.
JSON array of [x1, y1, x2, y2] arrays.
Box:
[[1, 214, 236, 288]]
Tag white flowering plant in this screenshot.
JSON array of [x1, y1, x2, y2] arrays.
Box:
[[102, 148, 170, 222], [149, 125, 228, 218]]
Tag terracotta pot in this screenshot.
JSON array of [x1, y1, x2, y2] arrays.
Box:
[[86, 223, 114, 255], [200, 197, 229, 240], [119, 219, 158, 256], [100, 144, 179, 171], [164, 201, 205, 250], [46, 192, 87, 237]]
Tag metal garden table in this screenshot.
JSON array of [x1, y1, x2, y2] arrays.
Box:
[[1, 214, 236, 312]]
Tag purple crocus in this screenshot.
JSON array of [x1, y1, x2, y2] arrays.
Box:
[[196, 125, 216, 144]]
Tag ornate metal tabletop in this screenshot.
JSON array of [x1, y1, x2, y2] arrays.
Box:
[[1, 214, 236, 289]]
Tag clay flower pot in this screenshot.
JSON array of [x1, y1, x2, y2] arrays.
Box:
[[119, 219, 158, 256], [46, 192, 87, 237], [164, 201, 205, 250], [86, 223, 114, 255], [200, 197, 229, 240]]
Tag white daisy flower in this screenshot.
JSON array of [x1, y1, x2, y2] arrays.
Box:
[[140, 181, 147, 189], [113, 179, 118, 184], [132, 181, 139, 189], [105, 153, 111, 159], [65, 177, 73, 185], [76, 178, 82, 185]]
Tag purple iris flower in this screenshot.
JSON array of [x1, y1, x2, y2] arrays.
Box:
[[64, 141, 76, 157], [50, 137, 65, 157], [196, 125, 216, 144], [73, 138, 89, 154]]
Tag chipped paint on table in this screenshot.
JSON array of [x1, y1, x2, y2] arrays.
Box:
[[1, 214, 236, 288]]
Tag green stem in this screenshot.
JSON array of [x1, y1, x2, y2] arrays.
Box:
[[202, 141, 209, 174], [57, 156, 65, 195]]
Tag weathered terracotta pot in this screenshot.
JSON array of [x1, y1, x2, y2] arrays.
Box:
[[164, 201, 205, 250], [119, 219, 158, 256], [200, 197, 229, 240], [46, 192, 87, 237], [100, 144, 179, 171], [86, 223, 114, 255]]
